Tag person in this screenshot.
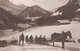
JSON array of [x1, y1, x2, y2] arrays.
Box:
[[19, 33, 24, 46], [42, 36, 47, 45], [29, 35, 34, 43], [34, 35, 38, 44], [62, 31, 65, 49], [26, 35, 29, 43], [38, 35, 43, 44]]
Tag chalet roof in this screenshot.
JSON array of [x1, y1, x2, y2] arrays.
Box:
[[58, 20, 71, 23]]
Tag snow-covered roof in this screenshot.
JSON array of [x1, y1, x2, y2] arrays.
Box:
[[58, 20, 71, 23], [76, 8, 80, 12], [51, 11, 62, 16]]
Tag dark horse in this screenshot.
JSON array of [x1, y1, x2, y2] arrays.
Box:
[[51, 31, 72, 48]]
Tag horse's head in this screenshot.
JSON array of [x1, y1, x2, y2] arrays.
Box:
[[66, 31, 72, 39]]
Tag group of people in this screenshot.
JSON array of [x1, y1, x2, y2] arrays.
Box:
[[19, 33, 47, 46]]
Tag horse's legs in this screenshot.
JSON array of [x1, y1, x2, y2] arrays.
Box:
[[53, 41, 55, 47], [62, 41, 65, 49]]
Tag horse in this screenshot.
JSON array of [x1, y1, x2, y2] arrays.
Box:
[[51, 31, 72, 48]]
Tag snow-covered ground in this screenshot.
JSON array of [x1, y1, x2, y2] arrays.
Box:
[[0, 42, 79, 51], [1, 22, 80, 41], [0, 22, 80, 51]]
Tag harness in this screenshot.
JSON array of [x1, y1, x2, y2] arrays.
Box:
[[38, 28, 72, 42], [52, 35, 64, 42]]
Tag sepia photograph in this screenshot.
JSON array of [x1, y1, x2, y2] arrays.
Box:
[[0, 0, 80, 51]]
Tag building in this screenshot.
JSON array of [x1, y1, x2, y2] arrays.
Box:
[[56, 20, 71, 25]]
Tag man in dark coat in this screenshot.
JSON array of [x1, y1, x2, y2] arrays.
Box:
[[26, 35, 29, 43], [38, 35, 43, 44], [29, 35, 34, 43], [19, 33, 24, 46], [34, 35, 38, 44], [62, 31, 65, 49], [42, 36, 47, 45]]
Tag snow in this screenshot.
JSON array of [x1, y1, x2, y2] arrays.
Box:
[[1, 22, 80, 41], [76, 8, 80, 12], [0, 44, 70, 51], [0, 22, 80, 51], [51, 11, 62, 16], [18, 23, 31, 28], [0, 42, 79, 51], [58, 20, 70, 23]]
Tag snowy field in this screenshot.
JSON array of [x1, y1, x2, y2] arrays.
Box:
[[0, 22, 80, 51], [0, 42, 79, 51], [0, 44, 70, 51]]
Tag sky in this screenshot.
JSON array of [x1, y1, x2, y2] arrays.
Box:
[[9, 0, 69, 11]]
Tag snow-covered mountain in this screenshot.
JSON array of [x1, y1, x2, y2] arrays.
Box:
[[52, 0, 80, 20], [0, 0, 27, 15], [0, 0, 30, 30], [19, 5, 52, 19], [0, 7, 18, 29], [0, 7, 29, 30]]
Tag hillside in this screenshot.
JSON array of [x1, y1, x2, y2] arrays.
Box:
[[0, 0, 27, 15], [19, 5, 52, 19], [0, 7, 28, 30], [52, 0, 80, 20], [0, 22, 80, 51], [0, 7, 18, 29]]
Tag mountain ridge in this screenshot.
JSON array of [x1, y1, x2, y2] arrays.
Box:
[[0, 0, 27, 15], [52, 0, 80, 20], [19, 5, 52, 19]]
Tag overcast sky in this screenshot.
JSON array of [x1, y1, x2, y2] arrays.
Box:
[[9, 0, 70, 11]]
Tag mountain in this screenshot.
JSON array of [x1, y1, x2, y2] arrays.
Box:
[[52, 0, 80, 20], [0, 0, 27, 15], [36, 0, 80, 25], [19, 5, 52, 19], [0, 7, 23, 29]]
